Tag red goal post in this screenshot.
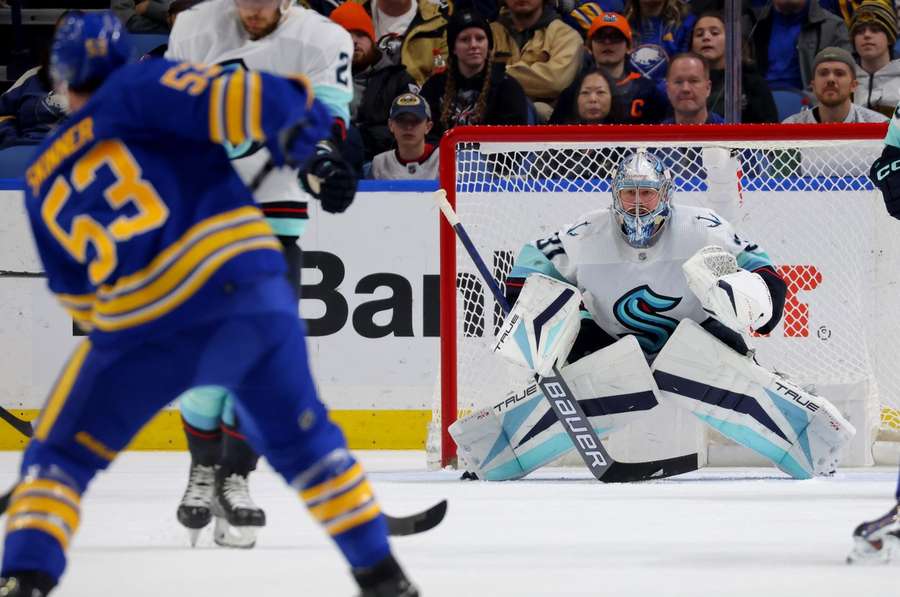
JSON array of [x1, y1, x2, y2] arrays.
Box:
[[435, 122, 898, 469]]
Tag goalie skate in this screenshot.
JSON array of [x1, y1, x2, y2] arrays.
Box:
[[176, 464, 215, 547], [847, 503, 900, 565], [211, 471, 266, 548]]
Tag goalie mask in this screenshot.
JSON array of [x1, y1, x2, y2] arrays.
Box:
[[612, 150, 673, 248]]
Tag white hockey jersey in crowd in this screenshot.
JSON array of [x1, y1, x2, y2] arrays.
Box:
[[166, 0, 353, 234], [508, 204, 776, 355], [370, 147, 440, 180]]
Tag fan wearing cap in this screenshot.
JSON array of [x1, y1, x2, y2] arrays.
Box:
[[551, 12, 670, 124], [370, 92, 439, 179], [783, 46, 887, 122], [330, 1, 417, 161], [851, 0, 900, 117], [419, 9, 530, 140]]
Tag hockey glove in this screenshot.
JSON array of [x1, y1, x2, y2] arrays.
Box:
[[869, 145, 900, 219], [300, 141, 358, 214]]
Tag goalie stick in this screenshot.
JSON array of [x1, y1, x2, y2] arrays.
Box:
[[435, 189, 698, 483]]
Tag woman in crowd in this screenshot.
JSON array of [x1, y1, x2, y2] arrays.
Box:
[[419, 9, 531, 141], [690, 11, 778, 123], [550, 67, 620, 124]]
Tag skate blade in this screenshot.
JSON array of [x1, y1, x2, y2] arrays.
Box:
[[187, 528, 201, 548], [846, 536, 900, 565], [213, 516, 260, 549]]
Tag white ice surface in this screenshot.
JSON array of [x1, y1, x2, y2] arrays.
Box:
[[0, 451, 897, 597]]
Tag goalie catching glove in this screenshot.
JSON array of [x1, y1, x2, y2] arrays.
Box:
[[683, 245, 773, 332]]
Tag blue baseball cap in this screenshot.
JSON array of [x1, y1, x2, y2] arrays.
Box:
[[389, 93, 432, 121]]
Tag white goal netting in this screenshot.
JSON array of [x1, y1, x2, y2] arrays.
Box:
[[430, 124, 900, 469]]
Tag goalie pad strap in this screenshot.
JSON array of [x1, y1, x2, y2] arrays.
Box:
[[750, 266, 786, 335]]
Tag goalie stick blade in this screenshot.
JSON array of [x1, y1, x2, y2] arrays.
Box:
[[600, 453, 699, 483], [385, 500, 447, 536], [0, 407, 33, 438]]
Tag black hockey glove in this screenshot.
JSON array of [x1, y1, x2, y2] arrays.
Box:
[[300, 141, 358, 214], [869, 144, 900, 219]]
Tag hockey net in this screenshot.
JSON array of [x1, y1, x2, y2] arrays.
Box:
[[430, 123, 900, 470]]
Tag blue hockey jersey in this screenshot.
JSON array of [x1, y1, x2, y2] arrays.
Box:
[[23, 58, 330, 345]]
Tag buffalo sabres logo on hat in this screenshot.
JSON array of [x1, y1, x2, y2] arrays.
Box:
[[390, 92, 432, 120]]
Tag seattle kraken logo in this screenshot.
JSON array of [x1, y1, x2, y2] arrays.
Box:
[[218, 59, 264, 160], [613, 285, 681, 354]]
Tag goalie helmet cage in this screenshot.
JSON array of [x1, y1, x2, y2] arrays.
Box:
[[434, 122, 900, 469]]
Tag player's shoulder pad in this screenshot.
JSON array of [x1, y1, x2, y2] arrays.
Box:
[[168, 0, 230, 45], [682, 205, 728, 230], [561, 208, 607, 239]]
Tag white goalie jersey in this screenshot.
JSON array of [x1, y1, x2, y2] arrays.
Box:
[[166, 0, 353, 232], [508, 204, 778, 356]]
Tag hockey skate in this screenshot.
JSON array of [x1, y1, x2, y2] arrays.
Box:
[[353, 555, 419, 597], [0, 571, 55, 596], [210, 470, 266, 548], [176, 463, 216, 547], [847, 502, 900, 564]]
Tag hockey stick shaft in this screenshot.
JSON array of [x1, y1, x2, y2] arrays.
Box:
[[434, 190, 613, 480]]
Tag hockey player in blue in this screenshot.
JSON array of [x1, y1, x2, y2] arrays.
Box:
[[847, 104, 900, 564], [0, 12, 418, 597]]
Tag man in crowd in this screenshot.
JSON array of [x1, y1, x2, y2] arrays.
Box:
[[851, 0, 900, 117], [784, 47, 887, 122], [751, 0, 851, 91], [490, 0, 584, 121], [352, 0, 451, 85], [662, 52, 724, 124], [111, 0, 173, 33], [331, 1, 418, 161]]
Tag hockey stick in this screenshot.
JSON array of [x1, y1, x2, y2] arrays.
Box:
[[385, 499, 447, 536], [435, 189, 698, 483], [0, 407, 33, 438]]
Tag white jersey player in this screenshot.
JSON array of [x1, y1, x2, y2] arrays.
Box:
[[451, 150, 855, 484], [846, 115, 900, 565], [164, 0, 356, 548]]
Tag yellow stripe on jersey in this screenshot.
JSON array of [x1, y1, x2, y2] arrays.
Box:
[[307, 478, 376, 522], [325, 502, 382, 536], [6, 478, 82, 550], [247, 71, 264, 141], [75, 431, 118, 461], [209, 76, 226, 144], [300, 462, 365, 504], [35, 341, 91, 441], [225, 69, 247, 146], [85, 207, 280, 331]]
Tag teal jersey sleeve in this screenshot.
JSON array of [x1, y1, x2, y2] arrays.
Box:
[[885, 104, 900, 149]]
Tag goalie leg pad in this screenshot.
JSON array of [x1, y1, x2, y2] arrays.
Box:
[[451, 335, 659, 480], [651, 319, 856, 479], [493, 273, 583, 377]]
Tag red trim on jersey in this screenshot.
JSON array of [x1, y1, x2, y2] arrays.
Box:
[[396, 143, 436, 166]]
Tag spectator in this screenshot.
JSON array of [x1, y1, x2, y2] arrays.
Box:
[[552, 67, 618, 124], [370, 93, 439, 179], [851, 0, 900, 116], [783, 46, 887, 121], [662, 52, 725, 123], [559, 0, 625, 39], [626, 0, 696, 63], [330, 2, 417, 160], [354, 0, 450, 86], [578, 12, 669, 123], [112, 0, 174, 33], [490, 0, 584, 121], [420, 9, 531, 140], [0, 13, 70, 149], [751, 0, 851, 91], [690, 11, 778, 123]]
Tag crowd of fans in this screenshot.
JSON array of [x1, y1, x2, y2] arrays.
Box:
[[3, 0, 900, 180]]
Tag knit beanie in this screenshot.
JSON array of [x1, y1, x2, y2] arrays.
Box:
[[330, 2, 376, 43], [850, 0, 898, 46], [446, 9, 494, 54]]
